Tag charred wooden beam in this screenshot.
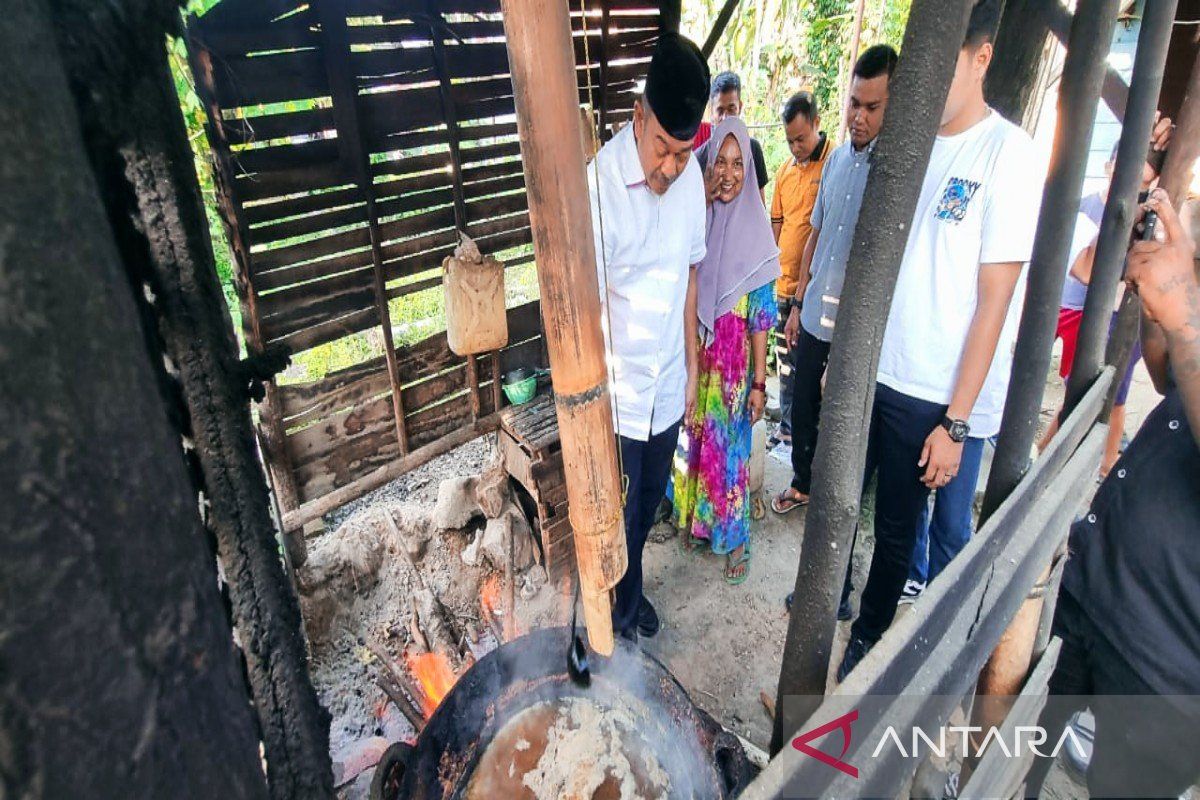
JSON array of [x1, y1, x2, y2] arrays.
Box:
[[188, 40, 302, 512], [986, 0, 1058, 131], [770, 0, 975, 756], [314, 0, 411, 455], [981, 0, 1122, 521], [1064, 0, 1177, 416], [502, 0, 627, 656], [701, 0, 740, 60], [56, 4, 335, 796], [1, 1, 270, 795]]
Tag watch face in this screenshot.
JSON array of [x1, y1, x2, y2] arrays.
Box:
[[950, 420, 969, 442]]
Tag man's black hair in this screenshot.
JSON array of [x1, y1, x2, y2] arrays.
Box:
[[781, 91, 818, 125], [711, 70, 742, 99], [963, 0, 1001, 49], [853, 44, 899, 81]]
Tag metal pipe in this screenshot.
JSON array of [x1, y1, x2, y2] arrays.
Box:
[[980, 0, 1122, 523], [769, 0, 975, 756], [1101, 47, 1200, 419], [1064, 0, 1177, 416], [501, 0, 626, 656]]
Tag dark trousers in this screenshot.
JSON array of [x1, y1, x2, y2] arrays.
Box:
[[1024, 592, 1200, 798], [789, 327, 832, 495], [850, 383, 946, 644], [612, 419, 682, 638], [776, 298, 795, 436]]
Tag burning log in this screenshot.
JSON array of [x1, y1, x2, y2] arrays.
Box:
[[367, 641, 427, 732]]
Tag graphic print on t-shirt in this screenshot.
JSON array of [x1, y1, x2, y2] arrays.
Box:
[[933, 177, 982, 223]]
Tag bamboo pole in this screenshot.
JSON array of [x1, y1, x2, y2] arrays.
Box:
[[837, 0, 867, 142], [500, 0, 625, 656]]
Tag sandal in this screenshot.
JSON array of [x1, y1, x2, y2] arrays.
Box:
[[679, 530, 707, 554], [771, 488, 809, 515], [724, 544, 751, 585]]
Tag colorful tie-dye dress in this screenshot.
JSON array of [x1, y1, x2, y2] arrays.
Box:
[[673, 280, 777, 554]]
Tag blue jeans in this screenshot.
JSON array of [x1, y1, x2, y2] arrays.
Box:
[[908, 436, 986, 585]]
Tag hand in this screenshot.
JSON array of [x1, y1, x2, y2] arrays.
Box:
[[1150, 112, 1173, 155], [784, 304, 802, 348], [703, 163, 720, 206], [919, 425, 963, 490], [748, 387, 766, 424], [685, 369, 699, 427], [1126, 189, 1198, 333]]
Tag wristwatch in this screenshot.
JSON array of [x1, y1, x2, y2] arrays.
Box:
[[941, 416, 970, 443]]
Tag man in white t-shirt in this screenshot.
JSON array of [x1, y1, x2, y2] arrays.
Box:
[[837, 0, 1043, 681], [587, 33, 709, 643]]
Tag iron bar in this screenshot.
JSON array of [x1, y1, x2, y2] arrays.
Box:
[[769, 0, 974, 756], [1064, 0, 1177, 416], [1101, 47, 1200, 420], [1045, 0, 1131, 122], [981, 0, 1122, 522]]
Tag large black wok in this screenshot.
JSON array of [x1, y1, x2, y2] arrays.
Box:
[[374, 627, 755, 799]]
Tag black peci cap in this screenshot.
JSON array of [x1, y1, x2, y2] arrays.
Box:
[[644, 32, 710, 141]]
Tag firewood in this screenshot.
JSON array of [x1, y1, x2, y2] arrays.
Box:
[[377, 675, 425, 733]]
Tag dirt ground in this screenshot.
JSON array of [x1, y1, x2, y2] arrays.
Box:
[[307, 345, 1172, 798]]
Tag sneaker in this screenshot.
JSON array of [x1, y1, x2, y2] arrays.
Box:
[[942, 769, 960, 799], [1062, 710, 1095, 783], [637, 596, 661, 638], [836, 635, 873, 683], [898, 579, 926, 605], [837, 596, 853, 621]]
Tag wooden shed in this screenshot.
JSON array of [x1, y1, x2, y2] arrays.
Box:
[[184, 0, 677, 531]]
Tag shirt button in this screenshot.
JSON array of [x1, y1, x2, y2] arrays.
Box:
[[1086, 513, 1097, 524], [1168, 419, 1181, 430], [1116, 468, 1126, 478], [838, 225, 844, 231]]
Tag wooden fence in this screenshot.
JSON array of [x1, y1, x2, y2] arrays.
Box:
[[185, 0, 666, 526]]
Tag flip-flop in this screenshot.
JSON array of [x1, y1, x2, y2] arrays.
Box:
[[724, 544, 751, 585], [679, 530, 707, 555], [771, 489, 809, 515]]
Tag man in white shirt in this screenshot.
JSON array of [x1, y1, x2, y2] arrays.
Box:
[[587, 32, 710, 642], [837, 0, 1043, 681]]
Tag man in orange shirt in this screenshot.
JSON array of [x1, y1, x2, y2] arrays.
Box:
[[770, 91, 829, 445]]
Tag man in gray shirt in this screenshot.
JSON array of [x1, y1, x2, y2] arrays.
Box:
[[772, 44, 896, 531]]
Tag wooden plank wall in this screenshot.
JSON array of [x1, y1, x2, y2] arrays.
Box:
[[185, 0, 662, 511]]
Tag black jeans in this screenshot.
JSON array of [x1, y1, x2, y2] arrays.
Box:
[[789, 327, 832, 495], [850, 383, 945, 644], [612, 419, 682, 638], [1024, 592, 1200, 799]]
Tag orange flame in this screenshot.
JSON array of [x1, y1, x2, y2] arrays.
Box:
[[404, 651, 457, 716], [480, 574, 515, 641]]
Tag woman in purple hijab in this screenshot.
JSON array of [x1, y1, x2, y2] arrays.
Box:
[[672, 116, 780, 584]]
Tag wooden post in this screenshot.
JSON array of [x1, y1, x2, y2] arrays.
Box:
[[770, 0, 974, 755], [501, 0, 626, 656], [314, 0, 411, 455]]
